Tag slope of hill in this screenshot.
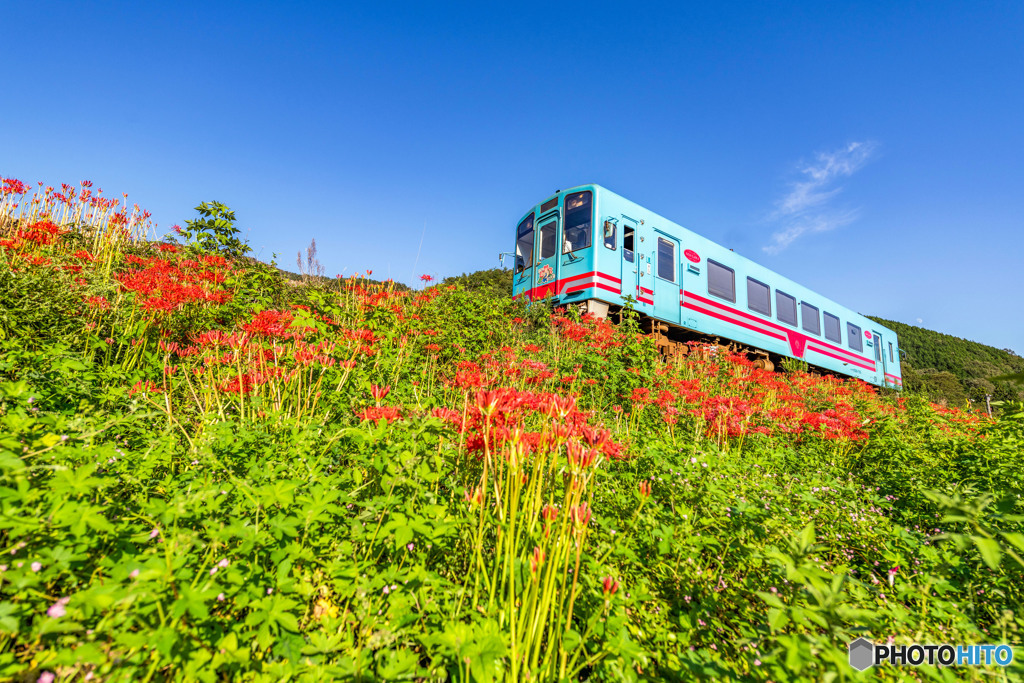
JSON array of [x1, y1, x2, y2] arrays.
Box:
[[1, 181, 1023, 681], [868, 316, 1024, 407]]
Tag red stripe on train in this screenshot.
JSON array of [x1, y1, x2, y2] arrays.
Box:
[[805, 343, 878, 372], [683, 291, 874, 369], [683, 302, 788, 343], [516, 271, 622, 300]]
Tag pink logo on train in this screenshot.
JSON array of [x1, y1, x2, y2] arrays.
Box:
[[684, 249, 701, 263]]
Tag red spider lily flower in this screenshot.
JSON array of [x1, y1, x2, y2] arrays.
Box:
[[552, 424, 574, 442], [529, 546, 545, 574], [431, 407, 465, 432], [602, 576, 620, 596], [474, 388, 517, 417], [219, 374, 259, 394], [129, 380, 162, 396], [630, 387, 652, 405], [72, 250, 96, 262], [158, 340, 181, 354], [370, 384, 391, 401], [17, 219, 63, 246], [357, 405, 403, 424], [1, 178, 30, 195], [242, 310, 295, 338], [419, 274, 433, 283], [542, 504, 559, 522], [85, 296, 111, 311], [638, 481, 652, 498], [570, 503, 592, 528], [566, 441, 598, 469], [580, 425, 609, 448], [544, 394, 578, 420]]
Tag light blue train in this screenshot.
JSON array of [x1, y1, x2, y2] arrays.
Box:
[[511, 184, 902, 389]]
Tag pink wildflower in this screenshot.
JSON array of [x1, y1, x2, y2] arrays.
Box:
[[47, 597, 70, 618]]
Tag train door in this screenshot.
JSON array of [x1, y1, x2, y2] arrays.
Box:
[[620, 217, 642, 309], [872, 331, 888, 385], [533, 212, 560, 299], [653, 230, 681, 325], [513, 214, 535, 299], [633, 220, 655, 316]]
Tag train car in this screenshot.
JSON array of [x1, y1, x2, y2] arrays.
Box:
[[511, 184, 903, 389]]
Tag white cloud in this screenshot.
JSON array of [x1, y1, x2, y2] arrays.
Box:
[[763, 141, 877, 254], [916, 318, 923, 324]]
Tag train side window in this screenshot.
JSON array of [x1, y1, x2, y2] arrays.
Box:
[[747, 278, 771, 316], [801, 303, 820, 335], [776, 291, 797, 326], [889, 342, 894, 363], [847, 323, 864, 352], [603, 220, 616, 250], [623, 226, 635, 263], [707, 259, 735, 302], [823, 312, 841, 343], [538, 221, 557, 260], [515, 215, 534, 273], [657, 238, 675, 281], [562, 191, 592, 254]]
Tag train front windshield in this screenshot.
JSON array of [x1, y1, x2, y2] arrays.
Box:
[[563, 191, 592, 252], [515, 215, 534, 273]]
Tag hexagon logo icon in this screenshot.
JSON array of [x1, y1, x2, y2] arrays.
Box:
[[849, 638, 875, 671]]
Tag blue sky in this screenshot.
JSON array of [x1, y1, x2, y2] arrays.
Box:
[[4, 1, 1022, 354]]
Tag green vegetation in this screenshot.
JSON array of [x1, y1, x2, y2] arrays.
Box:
[[0, 179, 1022, 681], [869, 317, 1024, 408], [176, 201, 251, 259], [441, 268, 514, 300]]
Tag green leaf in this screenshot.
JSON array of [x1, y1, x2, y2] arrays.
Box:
[[767, 607, 789, 631], [798, 523, 816, 551], [395, 523, 414, 549], [1002, 532, 1024, 554], [972, 536, 1002, 569], [0, 603, 20, 634], [756, 591, 785, 609]]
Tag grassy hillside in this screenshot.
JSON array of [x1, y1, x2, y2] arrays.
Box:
[[1, 179, 1023, 681]]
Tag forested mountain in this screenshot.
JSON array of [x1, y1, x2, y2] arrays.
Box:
[[868, 316, 1024, 407]]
